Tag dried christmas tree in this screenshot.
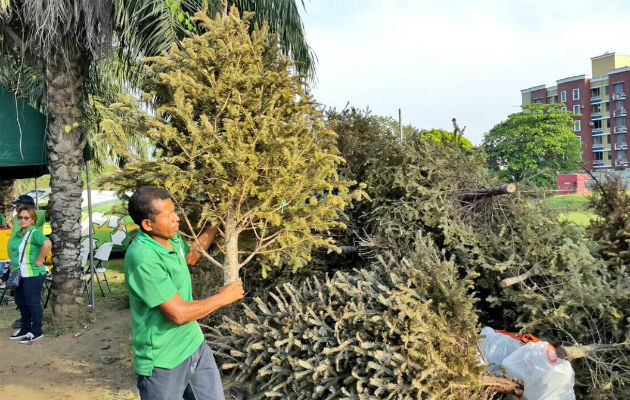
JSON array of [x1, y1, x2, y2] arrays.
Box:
[[101, 7, 362, 282], [587, 173, 630, 269], [329, 117, 629, 398], [207, 234, 492, 400]]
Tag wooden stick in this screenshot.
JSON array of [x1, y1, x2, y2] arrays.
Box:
[[460, 184, 516, 202], [557, 343, 630, 360], [500, 267, 535, 288], [479, 375, 524, 397]]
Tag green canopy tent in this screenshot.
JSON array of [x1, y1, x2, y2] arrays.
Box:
[[0, 87, 49, 179], [0, 86, 97, 309]]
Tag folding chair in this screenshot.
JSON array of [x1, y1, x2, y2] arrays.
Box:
[[85, 242, 113, 297], [0, 283, 8, 306], [41, 266, 53, 309], [0, 262, 10, 306]]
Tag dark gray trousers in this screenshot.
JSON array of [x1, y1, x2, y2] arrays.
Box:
[[137, 343, 225, 400]]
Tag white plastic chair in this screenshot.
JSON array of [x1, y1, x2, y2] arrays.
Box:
[[83, 242, 113, 297]]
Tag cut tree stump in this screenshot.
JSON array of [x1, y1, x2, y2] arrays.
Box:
[[460, 183, 516, 202]]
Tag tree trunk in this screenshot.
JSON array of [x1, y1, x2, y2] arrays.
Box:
[[460, 183, 516, 202], [224, 211, 239, 283], [46, 52, 87, 323], [0, 179, 17, 225]]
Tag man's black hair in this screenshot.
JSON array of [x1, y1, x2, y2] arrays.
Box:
[[128, 186, 172, 228]]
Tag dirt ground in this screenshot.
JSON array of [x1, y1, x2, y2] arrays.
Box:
[[0, 260, 140, 400]]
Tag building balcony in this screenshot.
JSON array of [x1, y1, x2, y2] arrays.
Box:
[[612, 92, 627, 100], [614, 126, 628, 134], [592, 145, 605, 151], [612, 109, 627, 117], [591, 129, 605, 136], [615, 159, 628, 167], [591, 112, 603, 120], [592, 160, 607, 168], [614, 143, 629, 150], [590, 96, 602, 104]]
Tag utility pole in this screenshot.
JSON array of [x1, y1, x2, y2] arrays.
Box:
[[398, 108, 403, 142]]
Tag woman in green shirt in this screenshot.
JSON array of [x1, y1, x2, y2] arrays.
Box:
[[8, 205, 52, 344]]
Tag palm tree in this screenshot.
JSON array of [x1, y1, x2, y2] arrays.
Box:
[[0, 0, 314, 322]]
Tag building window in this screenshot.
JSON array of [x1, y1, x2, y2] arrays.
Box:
[[591, 87, 601, 98], [573, 88, 580, 100], [615, 100, 625, 110], [604, 85, 609, 96], [533, 97, 543, 104], [577, 135, 582, 141], [546, 96, 553, 103], [613, 82, 625, 94], [573, 105, 580, 114], [593, 136, 603, 146], [592, 120, 602, 129], [561, 106, 568, 113], [606, 102, 610, 112], [593, 152, 603, 161], [560, 91, 567, 103], [617, 150, 627, 160], [606, 118, 611, 128], [615, 117, 627, 127], [618, 135, 627, 144], [592, 104, 601, 114], [574, 120, 581, 132]]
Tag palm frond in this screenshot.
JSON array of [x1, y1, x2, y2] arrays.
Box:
[[230, 0, 316, 78], [113, 0, 315, 81]]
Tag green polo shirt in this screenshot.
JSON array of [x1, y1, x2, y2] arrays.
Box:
[[0, 213, 5, 226], [12, 210, 46, 233], [8, 225, 48, 277], [124, 230, 203, 376]]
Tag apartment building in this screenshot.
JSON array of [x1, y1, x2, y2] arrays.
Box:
[[521, 52, 630, 170]]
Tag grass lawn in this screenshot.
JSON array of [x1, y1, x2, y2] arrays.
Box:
[[537, 194, 596, 227], [539, 193, 590, 211]]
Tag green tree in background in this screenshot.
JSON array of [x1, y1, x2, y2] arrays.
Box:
[[483, 103, 582, 186], [102, 9, 361, 284], [373, 116, 473, 150], [414, 128, 473, 151]]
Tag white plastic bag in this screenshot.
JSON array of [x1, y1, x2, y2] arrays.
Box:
[[479, 326, 524, 374], [502, 341, 576, 400]]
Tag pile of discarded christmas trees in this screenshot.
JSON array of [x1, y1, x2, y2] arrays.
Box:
[[204, 112, 629, 400], [100, 8, 629, 398]]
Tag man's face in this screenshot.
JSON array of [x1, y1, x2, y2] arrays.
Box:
[[142, 198, 180, 240]]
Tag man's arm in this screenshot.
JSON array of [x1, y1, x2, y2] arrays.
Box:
[[158, 279, 244, 325], [185, 225, 219, 267]]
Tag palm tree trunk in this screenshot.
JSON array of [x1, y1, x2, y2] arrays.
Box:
[[46, 52, 87, 322], [0, 179, 17, 225]]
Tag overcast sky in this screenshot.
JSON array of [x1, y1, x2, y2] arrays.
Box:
[[299, 0, 630, 144]]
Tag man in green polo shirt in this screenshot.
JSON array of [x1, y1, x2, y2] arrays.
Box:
[[125, 186, 243, 400]]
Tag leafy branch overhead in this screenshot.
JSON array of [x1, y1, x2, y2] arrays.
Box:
[[101, 7, 362, 282]]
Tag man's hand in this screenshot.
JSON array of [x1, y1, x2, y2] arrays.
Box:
[[35, 257, 44, 267], [218, 279, 244, 306]]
